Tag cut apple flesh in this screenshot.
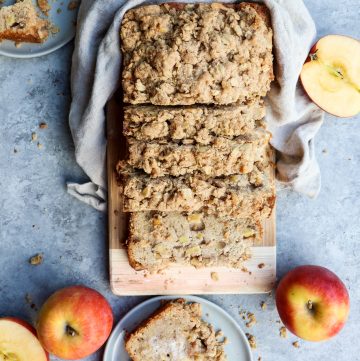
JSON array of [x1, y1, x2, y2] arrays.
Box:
[[0, 319, 48, 361], [301, 35, 360, 117]]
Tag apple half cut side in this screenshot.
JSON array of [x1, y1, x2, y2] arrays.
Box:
[[0, 317, 49, 361], [300, 35, 360, 118]]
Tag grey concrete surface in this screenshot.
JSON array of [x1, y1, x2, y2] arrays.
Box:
[[0, 1, 359, 360]]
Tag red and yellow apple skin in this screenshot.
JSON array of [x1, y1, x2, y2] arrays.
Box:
[[0, 317, 49, 361], [276, 265, 350, 342], [37, 285, 114, 360], [300, 35, 360, 118]]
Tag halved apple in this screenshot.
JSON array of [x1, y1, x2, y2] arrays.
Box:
[[301, 35, 360, 117], [0, 317, 49, 361]]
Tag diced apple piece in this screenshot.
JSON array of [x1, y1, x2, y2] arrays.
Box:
[[0, 318, 48, 361], [301, 35, 360, 117]]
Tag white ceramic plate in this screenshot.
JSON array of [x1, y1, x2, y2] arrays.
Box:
[[103, 295, 252, 361], [0, 0, 79, 58]]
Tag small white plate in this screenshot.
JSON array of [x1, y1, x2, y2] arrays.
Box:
[[103, 295, 252, 361], [0, 0, 79, 58]]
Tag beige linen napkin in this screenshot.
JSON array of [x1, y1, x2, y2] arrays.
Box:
[[67, 0, 324, 211]]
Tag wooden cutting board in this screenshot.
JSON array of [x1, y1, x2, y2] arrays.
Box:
[[107, 96, 276, 296]]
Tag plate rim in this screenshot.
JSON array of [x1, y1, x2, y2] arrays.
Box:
[[103, 295, 253, 361]]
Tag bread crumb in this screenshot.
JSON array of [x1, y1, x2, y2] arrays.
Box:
[[29, 253, 43, 265], [260, 301, 267, 310], [322, 148, 328, 154], [292, 341, 300, 348], [246, 312, 256, 328], [211, 272, 219, 281], [37, 0, 51, 15], [15, 42, 22, 48], [246, 333, 257, 349], [13, 148, 18, 154], [37, 142, 43, 149], [239, 309, 246, 320], [50, 25, 60, 34], [39, 122, 48, 129], [31, 132, 38, 141], [279, 326, 287, 338], [258, 262, 265, 269], [25, 293, 38, 310], [68, 1, 79, 10]]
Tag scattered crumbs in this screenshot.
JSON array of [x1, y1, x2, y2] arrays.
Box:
[[68, 0, 79, 10], [276, 320, 281, 324], [32, 224, 36, 228], [241, 266, 249, 273], [57, 7, 62, 13], [39, 122, 48, 129], [13, 148, 18, 154], [246, 333, 257, 349], [258, 263, 265, 269], [246, 312, 256, 328], [260, 301, 267, 310], [29, 253, 43, 266], [279, 326, 287, 338], [15, 42, 22, 48], [31, 132, 38, 141], [25, 293, 38, 310], [211, 271, 219, 281], [322, 148, 327, 154], [292, 341, 300, 348], [37, 142, 43, 149]]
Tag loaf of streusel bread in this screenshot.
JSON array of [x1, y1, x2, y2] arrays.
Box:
[[125, 299, 227, 360], [121, 2, 273, 105]]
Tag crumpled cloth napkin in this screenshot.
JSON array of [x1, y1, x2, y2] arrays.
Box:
[[68, 0, 324, 211]]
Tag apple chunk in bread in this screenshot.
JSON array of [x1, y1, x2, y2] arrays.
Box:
[[301, 35, 360, 117], [0, 318, 49, 361]]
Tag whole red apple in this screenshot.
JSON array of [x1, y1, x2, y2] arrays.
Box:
[[37, 285, 113, 359], [276, 265, 349, 341], [0, 317, 49, 360]]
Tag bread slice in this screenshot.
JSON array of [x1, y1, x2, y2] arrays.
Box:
[[121, 2, 273, 105], [0, 0, 49, 43], [125, 299, 227, 360], [123, 100, 266, 144], [120, 160, 274, 219], [124, 130, 270, 178], [127, 211, 261, 271]]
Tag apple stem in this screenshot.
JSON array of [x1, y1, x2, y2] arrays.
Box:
[[65, 325, 79, 337], [309, 51, 318, 61]]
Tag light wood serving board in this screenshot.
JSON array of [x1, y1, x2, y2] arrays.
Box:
[[107, 96, 276, 296]]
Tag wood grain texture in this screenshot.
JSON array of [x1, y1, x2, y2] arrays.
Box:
[[107, 96, 276, 296]]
